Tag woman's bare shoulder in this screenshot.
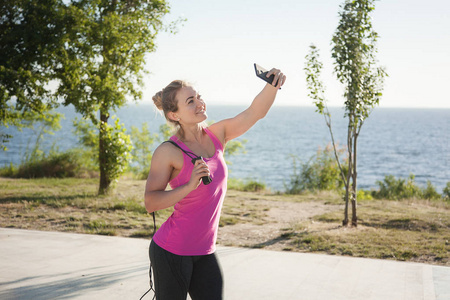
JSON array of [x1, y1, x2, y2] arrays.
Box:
[[153, 141, 181, 159]]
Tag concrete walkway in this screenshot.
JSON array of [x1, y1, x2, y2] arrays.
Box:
[[0, 228, 449, 300]]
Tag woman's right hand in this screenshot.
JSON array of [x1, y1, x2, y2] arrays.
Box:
[[266, 68, 286, 89], [187, 158, 210, 190]]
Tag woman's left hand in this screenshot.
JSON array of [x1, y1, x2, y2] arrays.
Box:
[[266, 68, 286, 89]]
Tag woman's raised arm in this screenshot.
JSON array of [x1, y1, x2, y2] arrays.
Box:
[[209, 68, 286, 144]]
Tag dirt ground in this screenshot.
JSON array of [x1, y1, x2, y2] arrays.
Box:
[[3, 178, 448, 265], [218, 197, 342, 251]]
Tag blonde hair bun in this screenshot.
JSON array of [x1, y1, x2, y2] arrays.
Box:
[[152, 90, 164, 111]]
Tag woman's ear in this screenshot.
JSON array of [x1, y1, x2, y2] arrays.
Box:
[[167, 111, 180, 122]]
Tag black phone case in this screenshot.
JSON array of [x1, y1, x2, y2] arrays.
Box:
[[254, 63, 278, 86]]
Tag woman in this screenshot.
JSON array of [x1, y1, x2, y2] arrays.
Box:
[[144, 67, 286, 300]]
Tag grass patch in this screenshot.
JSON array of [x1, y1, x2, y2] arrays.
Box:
[[84, 219, 116, 236], [219, 216, 239, 227], [219, 191, 270, 226], [1, 177, 449, 265], [0, 177, 173, 237], [280, 200, 450, 264], [289, 225, 447, 262]]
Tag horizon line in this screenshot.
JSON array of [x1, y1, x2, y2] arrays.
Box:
[[129, 102, 450, 110]]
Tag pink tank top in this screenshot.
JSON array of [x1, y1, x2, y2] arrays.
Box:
[[152, 127, 228, 256]]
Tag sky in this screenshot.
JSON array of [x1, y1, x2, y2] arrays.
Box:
[[141, 0, 450, 108]]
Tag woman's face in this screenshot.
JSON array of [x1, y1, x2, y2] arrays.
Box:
[[172, 86, 207, 125]]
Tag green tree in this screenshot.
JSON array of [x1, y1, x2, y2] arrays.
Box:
[[130, 122, 158, 179], [0, 0, 67, 150], [305, 0, 387, 226], [56, 0, 174, 194]]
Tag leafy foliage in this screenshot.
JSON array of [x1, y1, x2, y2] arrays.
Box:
[[332, 0, 387, 123], [73, 117, 99, 171], [54, 0, 173, 194], [285, 145, 347, 194], [57, 0, 171, 110], [305, 0, 387, 226], [443, 182, 450, 201], [2, 0, 177, 193], [1, 115, 94, 178], [304, 45, 327, 115], [227, 178, 266, 192], [372, 174, 443, 200], [224, 139, 247, 165], [98, 118, 132, 190], [14, 150, 82, 178], [0, 0, 68, 148], [158, 124, 173, 142], [423, 181, 442, 200], [1, 111, 80, 178], [129, 123, 158, 179]]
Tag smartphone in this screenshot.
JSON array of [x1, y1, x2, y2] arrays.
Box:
[[254, 63, 278, 87]]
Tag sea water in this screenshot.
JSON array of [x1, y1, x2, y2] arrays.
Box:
[[1, 104, 449, 192]]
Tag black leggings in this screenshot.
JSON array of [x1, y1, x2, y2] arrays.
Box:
[[149, 240, 223, 300]]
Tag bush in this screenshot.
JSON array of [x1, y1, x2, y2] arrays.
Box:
[[443, 182, 450, 201], [228, 178, 266, 192], [0, 146, 100, 179], [0, 113, 100, 178], [98, 118, 132, 185], [357, 189, 373, 200], [0, 163, 16, 177], [423, 181, 441, 200], [284, 145, 346, 194], [373, 174, 422, 200], [372, 174, 443, 200], [11, 149, 82, 178], [242, 180, 266, 192]]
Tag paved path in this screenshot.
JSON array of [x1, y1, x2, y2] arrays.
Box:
[[0, 228, 449, 300]]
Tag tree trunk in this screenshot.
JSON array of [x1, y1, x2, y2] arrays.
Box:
[[98, 109, 111, 195], [351, 131, 358, 227], [343, 115, 353, 226], [343, 185, 349, 226]]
